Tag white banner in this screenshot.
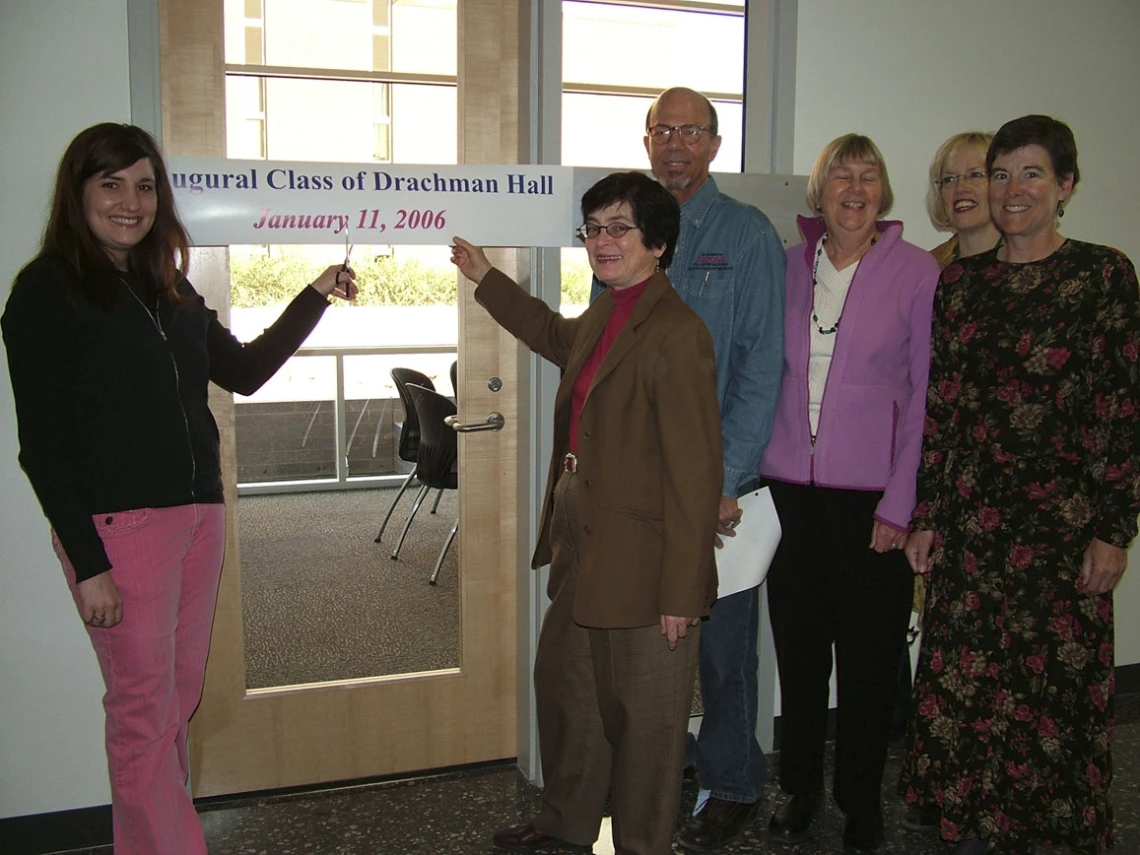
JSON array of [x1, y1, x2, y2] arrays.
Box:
[[169, 158, 575, 248]]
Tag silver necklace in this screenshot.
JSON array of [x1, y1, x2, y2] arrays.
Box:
[[122, 276, 167, 341]]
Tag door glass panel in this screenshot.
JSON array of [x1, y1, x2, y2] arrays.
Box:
[[223, 37, 459, 686], [231, 243, 459, 688]]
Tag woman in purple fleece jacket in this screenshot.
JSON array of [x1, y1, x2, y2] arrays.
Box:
[[759, 134, 940, 854]]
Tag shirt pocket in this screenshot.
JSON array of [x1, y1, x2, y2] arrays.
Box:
[[674, 267, 732, 299], [92, 508, 151, 538]]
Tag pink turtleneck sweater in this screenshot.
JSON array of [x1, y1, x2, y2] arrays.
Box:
[[568, 278, 649, 452]]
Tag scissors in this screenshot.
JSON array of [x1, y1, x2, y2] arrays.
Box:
[[336, 228, 354, 296]]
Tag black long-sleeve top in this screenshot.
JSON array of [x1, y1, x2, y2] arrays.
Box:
[[2, 255, 330, 581]]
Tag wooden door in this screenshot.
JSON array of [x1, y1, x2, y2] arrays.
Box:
[[162, 0, 524, 796]]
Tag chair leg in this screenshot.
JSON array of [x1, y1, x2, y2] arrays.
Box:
[[375, 469, 415, 542], [430, 487, 445, 514], [429, 519, 459, 585], [391, 485, 429, 560]]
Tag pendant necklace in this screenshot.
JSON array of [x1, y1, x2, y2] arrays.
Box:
[[122, 275, 167, 340]]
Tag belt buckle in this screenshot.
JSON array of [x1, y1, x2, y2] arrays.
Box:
[[563, 452, 578, 473]]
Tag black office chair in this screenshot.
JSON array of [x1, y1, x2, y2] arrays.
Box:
[[374, 368, 435, 543], [390, 383, 459, 585], [449, 359, 458, 399]]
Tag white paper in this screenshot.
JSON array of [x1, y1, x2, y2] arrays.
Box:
[[715, 486, 782, 598]]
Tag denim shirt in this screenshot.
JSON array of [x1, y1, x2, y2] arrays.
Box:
[[592, 176, 786, 496]]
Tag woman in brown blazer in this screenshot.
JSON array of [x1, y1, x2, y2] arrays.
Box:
[[452, 171, 722, 855]]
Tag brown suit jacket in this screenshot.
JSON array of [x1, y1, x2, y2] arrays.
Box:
[[475, 268, 722, 628]]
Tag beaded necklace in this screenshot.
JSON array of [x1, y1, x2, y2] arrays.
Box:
[[810, 233, 876, 335]]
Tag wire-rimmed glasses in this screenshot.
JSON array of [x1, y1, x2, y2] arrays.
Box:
[[935, 169, 988, 190], [646, 124, 712, 146]]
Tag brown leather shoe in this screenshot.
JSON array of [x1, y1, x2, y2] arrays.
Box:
[[677, 797, 762, 851], [491, 823, 592, 853]]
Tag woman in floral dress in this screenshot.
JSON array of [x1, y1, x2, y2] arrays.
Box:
[[899, 114, 1140, 855]]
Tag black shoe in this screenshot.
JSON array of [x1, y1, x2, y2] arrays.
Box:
[[768, 793, 821, 842], [491, 823, 591, 853], [677, 797, 762, 851], [946, 840, 995, 855], [843, 811, 884, 854], [901, 803, 939, 831]]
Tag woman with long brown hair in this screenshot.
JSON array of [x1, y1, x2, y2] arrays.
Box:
[[2, 122, 355, 853]]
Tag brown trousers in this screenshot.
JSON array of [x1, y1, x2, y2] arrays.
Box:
[[532, 471, 700, 855]]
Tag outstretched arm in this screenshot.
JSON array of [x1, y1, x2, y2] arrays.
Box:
[[209, 263, 353, 395], [452, 236, 583, 368]]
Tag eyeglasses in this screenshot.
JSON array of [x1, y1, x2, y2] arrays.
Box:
[[646, 124, 712, 146], [576, 222, 641, 241], [936, 169, 988, 189]]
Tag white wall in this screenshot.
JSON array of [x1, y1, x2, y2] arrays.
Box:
[[0, 0, 132, 819], [793, 0, 1140, 667]]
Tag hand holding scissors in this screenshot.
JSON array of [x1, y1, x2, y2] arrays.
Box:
[[308, 229, 358, 301], [337, 229, 357, 299]]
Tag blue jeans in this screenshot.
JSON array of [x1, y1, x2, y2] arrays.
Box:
[[691, 585, 768, 804]]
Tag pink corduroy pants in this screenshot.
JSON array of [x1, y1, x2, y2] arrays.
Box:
[[55, 503, 226, 855]]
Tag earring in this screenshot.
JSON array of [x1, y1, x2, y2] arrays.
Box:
[[1058, 204, 1066, 219], [654, 259, 661, 273]]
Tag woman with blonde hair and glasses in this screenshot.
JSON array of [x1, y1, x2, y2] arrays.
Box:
[[892, 130, 1004, 797], [927, 131, 1001, 267]]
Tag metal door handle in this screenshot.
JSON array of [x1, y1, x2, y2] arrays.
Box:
[[445, 412, 505, 433]]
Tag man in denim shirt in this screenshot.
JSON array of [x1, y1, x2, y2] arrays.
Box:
[[591, 87, 785, 850]]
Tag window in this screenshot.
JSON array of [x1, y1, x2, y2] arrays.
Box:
[[560, 1, 746, 310], [224, 0, 457, 163]]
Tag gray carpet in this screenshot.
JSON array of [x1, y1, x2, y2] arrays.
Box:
[[238, 488, 460, 689]]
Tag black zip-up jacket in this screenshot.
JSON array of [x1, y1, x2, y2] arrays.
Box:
[[2, 256, 330, 581]]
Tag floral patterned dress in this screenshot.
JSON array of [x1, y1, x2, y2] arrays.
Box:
[[899, 240, 1140, 854]]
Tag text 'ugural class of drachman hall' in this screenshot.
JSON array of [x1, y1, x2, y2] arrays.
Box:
[[167, 157, 573, 247], [169, 166, 555, 234]]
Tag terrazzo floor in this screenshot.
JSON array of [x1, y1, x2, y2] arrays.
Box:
[[61, 696, 1140, 855]]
